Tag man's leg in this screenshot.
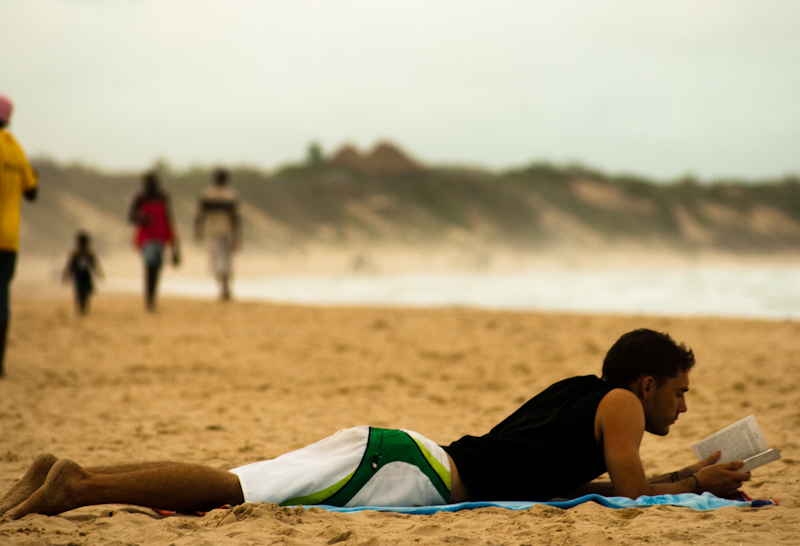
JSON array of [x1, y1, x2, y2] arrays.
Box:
[[220, 273, 231, 301], [76, 290, 88, 315], [211, 238, 232, 301], [0, 321, 7, 378], [0, 250, 17, 377], [0, 457, 205, 517], [141, 243, 164, 311], [8, 459, 244, 519], [145, 264, 160, 311], [0, 453, 58, 516]]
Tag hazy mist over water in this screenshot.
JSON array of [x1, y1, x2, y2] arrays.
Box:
[[105, 266, 800, 320], [2, 0, 800, 180]]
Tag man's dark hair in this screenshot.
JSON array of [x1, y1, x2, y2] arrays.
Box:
[[142, 171, 165, 199], [213, 168, 229, 185], [76, 231, 90, 248], [601, 329, 695, 387]]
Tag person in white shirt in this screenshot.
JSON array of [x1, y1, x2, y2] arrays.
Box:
[[194, 168, 241, 300]]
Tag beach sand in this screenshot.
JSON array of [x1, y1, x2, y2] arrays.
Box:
[[1, 294, 798, 545]]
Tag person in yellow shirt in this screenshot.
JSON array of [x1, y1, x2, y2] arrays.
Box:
[[0, 93, 38, 377]]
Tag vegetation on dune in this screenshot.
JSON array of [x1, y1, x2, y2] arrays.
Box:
[[21, 147, 800, 258]]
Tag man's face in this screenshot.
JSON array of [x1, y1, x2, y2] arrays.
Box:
[[643, 371, 690, 436]]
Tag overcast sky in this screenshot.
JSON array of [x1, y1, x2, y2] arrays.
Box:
[[2, 0, 799, 180]]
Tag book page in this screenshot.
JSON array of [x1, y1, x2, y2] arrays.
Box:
[[691, 415, 769, 463]]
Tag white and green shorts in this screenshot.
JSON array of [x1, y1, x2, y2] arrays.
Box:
[[230, 427, 451, 507]]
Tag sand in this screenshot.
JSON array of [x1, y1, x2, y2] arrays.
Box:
[[1, 293, 799, 545]]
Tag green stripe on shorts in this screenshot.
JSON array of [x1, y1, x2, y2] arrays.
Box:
[[286, 428, 451, 507], [279, 470, 356, 507], [408, 435, 451, 491]]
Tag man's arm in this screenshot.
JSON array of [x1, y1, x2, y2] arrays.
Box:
[[23, 166, 37, 201], [91, 253, 104, 279], [231, 203, 242, 249], [193, 200, 205, 241], [572, 450, 738, 497], [595, 389, 652, 498], [649, 452, 723, 484], [61, 255, 73, 283], [593, 389, 750, 499], [128, 197, 141, 225]]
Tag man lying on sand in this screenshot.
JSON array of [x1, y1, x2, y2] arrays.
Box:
[[1, 329, 750, 518]]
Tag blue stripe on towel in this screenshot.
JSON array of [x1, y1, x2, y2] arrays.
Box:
[[305, 492, 773, 514]]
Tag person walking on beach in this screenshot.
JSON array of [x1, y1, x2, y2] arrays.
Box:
[[0, 93, 37, 377], [1, 329, 752, 517], [62, 231, 103, 315], [193, 168, 241, 300], [128, 171, 180, 311]]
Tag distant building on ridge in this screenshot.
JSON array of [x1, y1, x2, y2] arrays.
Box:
[[328, 141, 425, 175]]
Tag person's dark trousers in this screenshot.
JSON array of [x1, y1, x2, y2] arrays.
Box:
[[0, 250, 17, 377], [0, 322, 7, 377], [141, 242, 164, 312], [77, 290, 90, 314], [145, 264, 160, 311]]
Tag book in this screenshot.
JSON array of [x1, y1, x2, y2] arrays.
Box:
[[691, 415, 781, 473]]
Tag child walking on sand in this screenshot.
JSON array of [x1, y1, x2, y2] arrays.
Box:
[[62, 231, 102, 314]]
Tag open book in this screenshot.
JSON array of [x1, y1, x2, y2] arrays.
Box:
[[692, 415, 781, 473]]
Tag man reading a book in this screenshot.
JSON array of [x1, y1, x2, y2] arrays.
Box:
[[2, 329, 751, 518]]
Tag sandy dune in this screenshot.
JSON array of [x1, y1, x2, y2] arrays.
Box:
[[1, 294, 798, 544]]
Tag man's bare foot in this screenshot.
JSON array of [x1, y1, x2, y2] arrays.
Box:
[[7, 459, 85, 519], [0, 453, 58, 517]]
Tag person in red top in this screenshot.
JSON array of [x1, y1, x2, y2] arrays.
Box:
[[128, 172, 180, 311]]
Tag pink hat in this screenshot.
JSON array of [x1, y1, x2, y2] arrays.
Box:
[[0, 94, 13, 124]]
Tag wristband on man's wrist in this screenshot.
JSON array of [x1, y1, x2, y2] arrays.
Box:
[[688, 474, 701, 493]]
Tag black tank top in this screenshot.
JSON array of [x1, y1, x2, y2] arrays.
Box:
[[444, 375, 616, 501]]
